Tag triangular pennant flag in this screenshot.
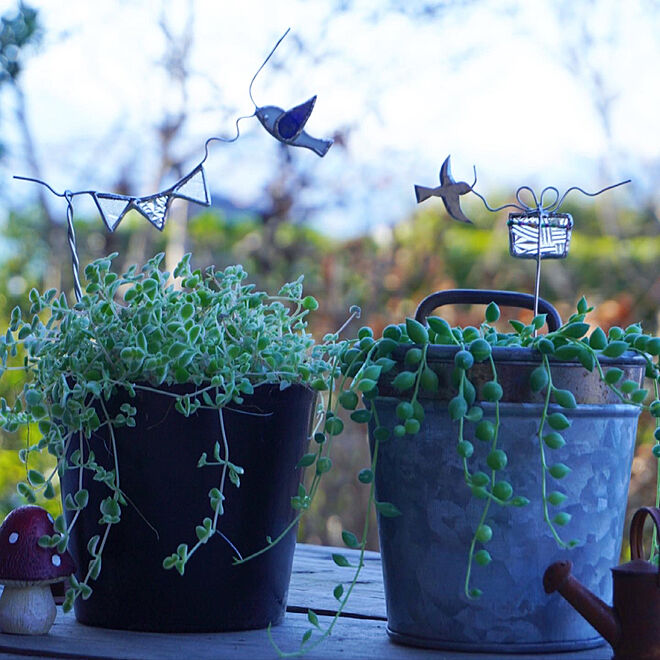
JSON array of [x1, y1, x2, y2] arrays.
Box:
[[93, 193, 131, 232], [171, 165, 210, 206], [134, 194, 171, 231]]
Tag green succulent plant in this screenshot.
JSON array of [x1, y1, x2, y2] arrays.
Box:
[[0, 252, 360, 612]]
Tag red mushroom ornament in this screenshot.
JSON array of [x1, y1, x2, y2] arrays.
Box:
[[0, 505, 75, 634]]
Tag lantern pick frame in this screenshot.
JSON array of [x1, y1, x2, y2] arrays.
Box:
[[470, 178, 631, 318]]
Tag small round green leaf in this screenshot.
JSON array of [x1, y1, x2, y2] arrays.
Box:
[[549, 463, 571, 479], [392, 371, 416, 392], [485, 302, 500, 323], [475, 420, 496, 443], [454, 350, 474, 370], [297, 453, 317, 468], [375, 501, 402, 517], [553, 388, 577, 409], [482, 381, 503, 402], [350, 409, 372, 424], [358, 468, 374, 484], [404, 418, 420, 434], [487, 449, 507, 471], [457, 440, 474, 458], [544, 432, 566, 450], [405, 318, 429, 345], [604, 367, 624, 384], [339, 390, 359, 410], [553, 512, 572, 526], [404, 348, 423, 367], [316, 457, 332, 474], [589, 327, 608, 350], [547, 491, 567, 506], [602, 341, 628, 358], [529, 366, 549, 392], [471, 471, 490, 487], [474, 549, 492, 566], [475, 524, 493, 543], [492, 481, 513, 501], [396, 401, 414, 420], [449, 395, 468, 421], [547, 412, 571, 430], [342, 530, 360, 549]]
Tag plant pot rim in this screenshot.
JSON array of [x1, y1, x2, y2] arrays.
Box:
[[393, 344, 646, 367]]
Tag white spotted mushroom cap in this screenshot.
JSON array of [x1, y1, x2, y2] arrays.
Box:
[[0, 505, 75, 587]]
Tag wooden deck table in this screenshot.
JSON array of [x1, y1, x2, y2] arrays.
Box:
[[0, 544, 610, 659]]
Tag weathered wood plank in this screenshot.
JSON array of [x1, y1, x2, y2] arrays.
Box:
[[0, 544, 610, 659], [289, 544, 386, 619], [0, 609, 610, 660]]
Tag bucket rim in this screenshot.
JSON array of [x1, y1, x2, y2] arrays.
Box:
[[371, 396, 643, 416], [395, 344, 647, 367]]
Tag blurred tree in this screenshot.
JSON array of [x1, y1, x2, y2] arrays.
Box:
[[0, 1, 41, 159]]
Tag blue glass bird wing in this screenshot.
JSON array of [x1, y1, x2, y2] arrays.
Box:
[[275, 96, 317, 141]]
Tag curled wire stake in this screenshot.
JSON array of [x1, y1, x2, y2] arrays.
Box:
[[64, 191, 82, 303], [248, 27, 291, 108], [472, 178, 632, 215], [201, 112, 256, 163]]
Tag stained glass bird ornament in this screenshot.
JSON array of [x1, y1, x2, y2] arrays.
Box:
[[414, 155, 475, 223], [255, 97, 332, 157], [249, 28, 333, 157]]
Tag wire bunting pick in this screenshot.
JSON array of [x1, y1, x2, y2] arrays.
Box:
[[14, 28, 332, 303]]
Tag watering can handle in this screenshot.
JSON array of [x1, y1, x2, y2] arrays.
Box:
[[629, 506, 660, 584], [414, 290, 562, 333]]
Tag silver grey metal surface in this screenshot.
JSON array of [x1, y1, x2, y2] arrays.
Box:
[[371, 397, 641, 652], [64, 190, 81, 302]]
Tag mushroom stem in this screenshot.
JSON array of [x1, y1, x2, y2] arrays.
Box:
[[0, 584, 57, 635]]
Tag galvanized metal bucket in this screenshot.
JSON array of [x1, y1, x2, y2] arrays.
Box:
[[370, 290, 646, 653]]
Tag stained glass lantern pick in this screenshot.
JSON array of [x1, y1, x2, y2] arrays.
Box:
[[508, 211, 574, 259]]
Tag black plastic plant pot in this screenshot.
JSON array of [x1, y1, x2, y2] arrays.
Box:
[[369, 290, 646, 653], [61, 382, 315, 633]]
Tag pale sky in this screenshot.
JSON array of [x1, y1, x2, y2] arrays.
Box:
[[1, 0, 658, 236]]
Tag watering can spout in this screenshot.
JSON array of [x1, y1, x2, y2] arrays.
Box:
[[543, 560, 620, 647]]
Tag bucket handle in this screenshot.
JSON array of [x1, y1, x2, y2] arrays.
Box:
[[629, 506, 660, 585], [414, 289, 562, 333]]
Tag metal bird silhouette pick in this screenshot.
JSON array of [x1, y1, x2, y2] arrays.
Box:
[[414, 155, 474, 223]]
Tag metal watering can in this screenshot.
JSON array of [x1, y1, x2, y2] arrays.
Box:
[[544, 506, 660, 660]]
